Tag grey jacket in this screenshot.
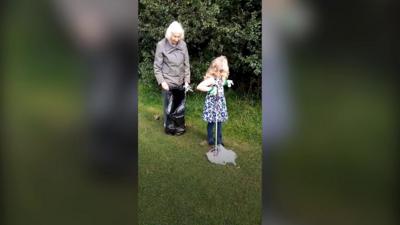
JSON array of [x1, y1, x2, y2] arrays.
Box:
[[154, 38, 190, 88]]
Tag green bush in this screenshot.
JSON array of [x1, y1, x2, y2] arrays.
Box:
[[139, 0, 261, 94]]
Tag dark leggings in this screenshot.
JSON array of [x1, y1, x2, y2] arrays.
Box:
[[207, 122, 222, 145]]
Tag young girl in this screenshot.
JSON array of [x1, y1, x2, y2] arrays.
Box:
[[197, 56, 233, 146]]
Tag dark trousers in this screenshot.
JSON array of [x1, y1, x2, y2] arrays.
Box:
[[163, 90, 169, 127], [163, 88, 186, 135], [207, 122, 222, 145]]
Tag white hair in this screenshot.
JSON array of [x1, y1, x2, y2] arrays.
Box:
[[165, 21, 185, 40]]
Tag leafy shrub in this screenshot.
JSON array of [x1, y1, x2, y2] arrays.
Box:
[[139, 0, 261, 94]]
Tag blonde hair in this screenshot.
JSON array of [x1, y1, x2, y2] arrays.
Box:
[[204, 56, 229, 80], [165, 21, 185, 40]]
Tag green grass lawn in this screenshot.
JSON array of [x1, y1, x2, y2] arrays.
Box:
[[138, 83, 262, 225]]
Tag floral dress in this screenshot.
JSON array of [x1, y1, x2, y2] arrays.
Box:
[[202, 78, 228, 123]]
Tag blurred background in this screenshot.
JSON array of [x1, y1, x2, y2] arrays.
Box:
[[263, 0, 398, 225], [1, 0, 398, 225], [2, 0, 137, 225]]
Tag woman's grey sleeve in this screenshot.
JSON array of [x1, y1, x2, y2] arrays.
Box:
[[183, 45, 190, 83], [154, 43, 165, 85]]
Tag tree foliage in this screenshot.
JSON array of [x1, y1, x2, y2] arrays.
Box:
[[139, 0, 261, 94]]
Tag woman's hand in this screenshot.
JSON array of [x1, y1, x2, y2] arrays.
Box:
[[161, 82, 169, 91], [184, 82, 192, 92]]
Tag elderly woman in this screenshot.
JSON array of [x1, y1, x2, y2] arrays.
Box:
[[154, 21, 190, 135]]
